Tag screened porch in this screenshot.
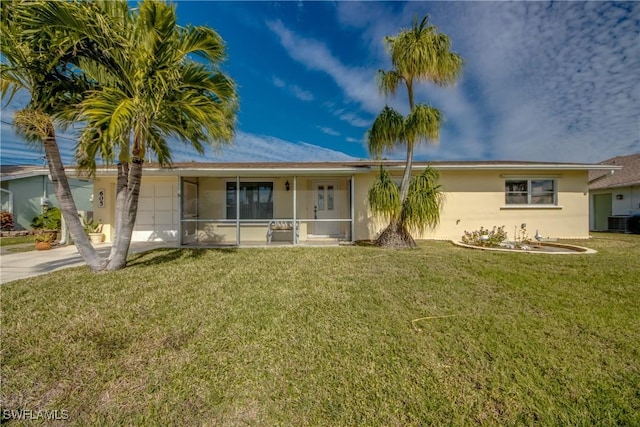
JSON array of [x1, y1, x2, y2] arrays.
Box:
[[179, 175, 354, 246]]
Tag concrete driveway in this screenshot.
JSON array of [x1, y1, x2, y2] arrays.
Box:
[[0, 242, 173, 284]]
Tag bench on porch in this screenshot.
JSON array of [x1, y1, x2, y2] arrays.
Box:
[[267, 220, 299, 244]]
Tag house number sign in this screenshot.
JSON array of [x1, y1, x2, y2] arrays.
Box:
[[97, 189, 105, 208]]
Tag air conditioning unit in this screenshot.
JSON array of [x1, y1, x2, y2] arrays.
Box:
[[608, 216, 632, 233]]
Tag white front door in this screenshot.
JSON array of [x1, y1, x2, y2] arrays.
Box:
[[312, 181, 340, 236], [133, 182, 178, 242]]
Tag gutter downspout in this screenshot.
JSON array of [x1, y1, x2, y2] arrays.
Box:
[[58, 216, 68, 245]]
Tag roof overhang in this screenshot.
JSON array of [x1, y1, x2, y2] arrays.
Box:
[[0, 169, 49, 181], [77, 161, 622, 178]]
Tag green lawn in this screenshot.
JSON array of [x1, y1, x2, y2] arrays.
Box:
[[1, 233, 639, 425], [0, 235, 33, 247]]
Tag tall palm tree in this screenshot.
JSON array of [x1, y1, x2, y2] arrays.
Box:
[[367, 15, 462, 247], [3, 0, 238, 270], [1, 0, 108, 270]]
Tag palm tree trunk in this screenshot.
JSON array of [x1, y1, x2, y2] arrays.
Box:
[[107, 162, 127, 263], [388, 78, 416, 246], [42, 130, 107, 271], [399, 141, 414, 202], [105, 159, 143, 270], [398, 77, 417, 205], [374, 218, 416, 248]]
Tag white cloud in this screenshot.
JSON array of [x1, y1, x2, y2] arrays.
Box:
[[334, 1, 640, 163], [166, 131, 356, 163], [267, 19, 384, 115], [271, 75, 314, 101], [272, 76, 286, 88], [1, 123, 355, 166], [290, 85, 314, 102], [317, 126, 340, 137], [0, 90, 81, 166], [338, 111, 370, 128], [432, 1, 640, 162], [266, 14, 485, 161]]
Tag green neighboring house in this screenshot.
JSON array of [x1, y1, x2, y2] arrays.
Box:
[[0, 165, 93, 231]]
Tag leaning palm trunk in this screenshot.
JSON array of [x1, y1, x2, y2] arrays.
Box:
[[42, 129, 107, 271], [9, 0, 237, 272], [106, 160, 143, 270]]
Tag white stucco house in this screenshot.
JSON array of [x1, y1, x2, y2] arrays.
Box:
[[76, 159, 620, 246]]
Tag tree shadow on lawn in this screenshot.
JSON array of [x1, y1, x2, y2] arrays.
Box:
[[126, 247, 237, 268]]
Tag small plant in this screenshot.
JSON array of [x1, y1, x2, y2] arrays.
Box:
[[82, 217, 103, 234], [32, 207, 61, 231], [34, 228, 56, 243], [1, 211, 14, 231], [462, 226, 508, 247], [517, 224, 530, 246]]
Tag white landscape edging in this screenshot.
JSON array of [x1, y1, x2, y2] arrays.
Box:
[[452, 241, 597, 255]]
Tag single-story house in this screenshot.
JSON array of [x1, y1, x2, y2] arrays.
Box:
[[81, 160, 619, 245], [589, 153, 640, 233], [0, 165, 93, 231]]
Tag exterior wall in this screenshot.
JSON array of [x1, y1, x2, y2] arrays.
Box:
[[1, 175, 92, 230], [354, 169, 590, 241], [94, 168, 592, 244], [590, 185, 640, 231], [92, 175, 179, 243], [592, 186, 640, 216], [90, 176, 115, 241]]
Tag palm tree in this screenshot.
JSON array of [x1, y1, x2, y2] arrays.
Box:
[[3, 0, 238, 270], [367, 15, 462, 248], [1, 0, 108, 270]]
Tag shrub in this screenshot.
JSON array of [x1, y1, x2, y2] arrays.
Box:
[[461, 226, 508, 247], [82, 216, 103, 234], [32, 207, 61, 230], [34, 228, 56, 243], [1, 211, 14, 231]]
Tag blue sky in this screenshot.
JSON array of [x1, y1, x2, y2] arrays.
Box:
[[1, 1, 639, 166]]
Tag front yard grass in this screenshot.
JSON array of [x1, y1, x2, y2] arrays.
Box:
[[1, 233, 638, 425], [0, 235, 33, 247]]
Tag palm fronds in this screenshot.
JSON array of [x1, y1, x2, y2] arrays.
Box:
[[368, 167, 401, 222], [367, 106, 404, 159], [402, 167, 444, 234], [367, 15, 461, 245]]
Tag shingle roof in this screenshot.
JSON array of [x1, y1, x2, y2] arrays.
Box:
[[589, 153, 640, 190], [0, 165, 48, 180]]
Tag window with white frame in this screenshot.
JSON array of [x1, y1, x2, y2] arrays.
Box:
[[226, 182, 273, 219], [505, 179, 556, 205]]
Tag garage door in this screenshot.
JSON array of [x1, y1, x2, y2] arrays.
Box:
[[132, 182, 179, 242]]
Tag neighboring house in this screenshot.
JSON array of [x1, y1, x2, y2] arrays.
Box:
[[80, 160, 618, 245], [589, 154, 640, 232], [0, 165, 93, 230]]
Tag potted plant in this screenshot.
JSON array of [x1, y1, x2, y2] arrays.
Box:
[[83, 217, 104, 243], [34, 228, 56, 250], [32, 207, 61, 250]]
